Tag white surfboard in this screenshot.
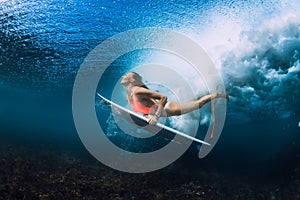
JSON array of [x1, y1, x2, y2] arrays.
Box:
[[97, 93, 211, 146]]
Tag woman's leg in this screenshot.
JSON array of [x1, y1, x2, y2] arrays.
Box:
[[163, 93, 227, 116]]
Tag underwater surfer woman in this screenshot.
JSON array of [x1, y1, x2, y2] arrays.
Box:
[[121, 72, 228, 125]]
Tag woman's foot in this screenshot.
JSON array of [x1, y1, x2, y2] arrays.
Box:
[[217, 93, 229, 100], [216, 84, 229, 101]]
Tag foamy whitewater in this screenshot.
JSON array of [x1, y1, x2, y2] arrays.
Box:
[[145, 0, 300, 128]]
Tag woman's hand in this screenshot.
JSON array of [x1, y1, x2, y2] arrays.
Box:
[[148, 114, 159, 125]]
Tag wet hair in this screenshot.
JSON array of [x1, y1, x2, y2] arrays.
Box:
[[128, 71, 142, 80], [121, 72, 148, 88]]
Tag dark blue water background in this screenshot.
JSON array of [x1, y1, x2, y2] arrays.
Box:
[[1, 0, 300, 178]]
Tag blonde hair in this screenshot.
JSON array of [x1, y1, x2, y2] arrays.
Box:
[[121, 72, 145, 87]]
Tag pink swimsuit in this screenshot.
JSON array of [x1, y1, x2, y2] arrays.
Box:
[[128, 88, 157, 115]]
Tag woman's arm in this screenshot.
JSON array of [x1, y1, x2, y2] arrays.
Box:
[[148, 95, 167, 125], [135, 87, 167, 125]]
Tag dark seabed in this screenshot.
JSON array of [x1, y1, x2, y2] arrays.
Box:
[[1, 0, 300, 199], [0, 133, 299, 200]]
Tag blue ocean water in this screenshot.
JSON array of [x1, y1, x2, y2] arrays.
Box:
[[1, 0, 300, 179]]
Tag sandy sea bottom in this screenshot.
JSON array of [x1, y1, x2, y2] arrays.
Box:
[[0, 138, 299, 200]]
